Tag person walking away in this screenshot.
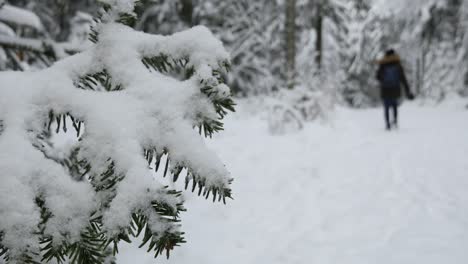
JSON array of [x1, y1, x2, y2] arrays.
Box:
[[376, 49, 415, 130]]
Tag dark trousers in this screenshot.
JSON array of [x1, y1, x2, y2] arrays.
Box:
[[383, 99, 398, 128]]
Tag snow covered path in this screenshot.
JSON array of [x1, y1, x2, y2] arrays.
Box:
[[119, 101, 468, 264]]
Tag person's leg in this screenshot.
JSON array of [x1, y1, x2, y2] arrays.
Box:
[[383, 100, 391, 130], [392, 100, 398, 127]]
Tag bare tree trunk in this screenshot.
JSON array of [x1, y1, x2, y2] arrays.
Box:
[[179, 0, 194, 26], [285, 0, 297, 89], [416, 57, 421, 95], [55, 0, 70, 42], [315, 2, 323, 70]]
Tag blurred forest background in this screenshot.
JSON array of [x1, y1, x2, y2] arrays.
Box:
[[1, 0, 467, 110]]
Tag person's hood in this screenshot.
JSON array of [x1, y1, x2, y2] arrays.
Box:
[[376, 54, 401, 65]]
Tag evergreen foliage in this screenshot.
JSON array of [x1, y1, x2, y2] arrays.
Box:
[[0, 2, 91, 70], [0, 0, 234, 263]]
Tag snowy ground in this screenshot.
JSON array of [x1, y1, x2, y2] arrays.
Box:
[[119, 99, 468, 264]]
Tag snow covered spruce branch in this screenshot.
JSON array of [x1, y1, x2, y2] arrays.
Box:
[[0, 0, 235, 263]]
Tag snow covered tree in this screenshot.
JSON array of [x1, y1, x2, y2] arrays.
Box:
[[0, 2, 53, 70], [458, 0, 468, 95], [0, 2, 87, 71], [344, 4, 391, 107], [134, 0, 283, 95], [369, 0, 467, 102], [196, 0, 283, 95], [0, 0, 235, 263], [265, 0, 357, 132], [295, 0, 373, 106], [19, 0, 98, 41], [417, 0, 466, 101], [135, 0, 194, 35]]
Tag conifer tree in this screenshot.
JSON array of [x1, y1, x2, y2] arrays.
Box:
[[0, 1, 54, 70], [379, 0, 466, 101], [0, 0, 235, 263], [197, 0, 282, 95], [0, 2, 87, 70], [134, 0, 193, 35], [418, 0, 465, 100]]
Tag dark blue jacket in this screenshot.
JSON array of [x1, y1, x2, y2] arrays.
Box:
[[376, 55, 411, 100]]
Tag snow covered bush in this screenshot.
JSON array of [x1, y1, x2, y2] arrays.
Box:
[[0, 0, 235, 263], [267, 95, 304, 135], [267, 85, 334, 135]]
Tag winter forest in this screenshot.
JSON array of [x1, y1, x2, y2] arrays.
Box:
[[1, 0, 468, 263]]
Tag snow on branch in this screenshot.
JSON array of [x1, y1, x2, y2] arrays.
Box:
[[0, 35, 83, 59], [0, 19, 234, 261], [0, 4, 44, 31]]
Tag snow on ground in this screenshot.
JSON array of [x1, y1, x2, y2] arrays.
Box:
[[119, 99, 468, 264]]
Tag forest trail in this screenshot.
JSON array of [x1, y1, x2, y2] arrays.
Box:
[[120, 99, 468, 264]]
